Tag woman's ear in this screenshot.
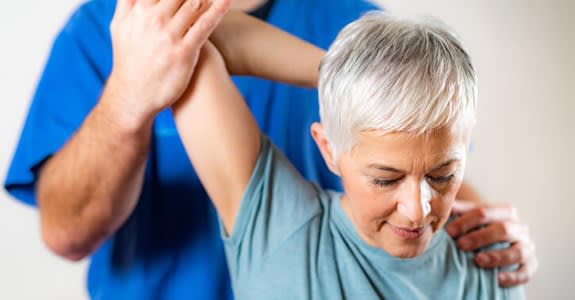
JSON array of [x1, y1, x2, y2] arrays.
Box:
[[310, 122, 340, 176]]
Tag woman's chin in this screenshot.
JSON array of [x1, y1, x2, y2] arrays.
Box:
[[376, 225, 433, 259]]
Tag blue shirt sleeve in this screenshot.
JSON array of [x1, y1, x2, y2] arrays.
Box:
[[4, 1, 114, 206]]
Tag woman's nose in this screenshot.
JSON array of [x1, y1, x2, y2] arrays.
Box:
[[397, 180, 432, 223]]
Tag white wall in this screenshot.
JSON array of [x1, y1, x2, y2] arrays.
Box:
[[0, 1, 88, 299], [0, 0, 573, 299]]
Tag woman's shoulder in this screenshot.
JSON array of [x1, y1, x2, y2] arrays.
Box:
[[439, 228, 525, 299]]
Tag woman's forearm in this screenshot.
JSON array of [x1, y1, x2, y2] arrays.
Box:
[[211, 11, 324, 88]]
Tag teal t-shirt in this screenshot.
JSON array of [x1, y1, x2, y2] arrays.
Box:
[[222, 136, 525, 300]]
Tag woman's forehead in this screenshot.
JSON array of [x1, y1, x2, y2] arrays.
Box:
[[348, 129, 468, 167]]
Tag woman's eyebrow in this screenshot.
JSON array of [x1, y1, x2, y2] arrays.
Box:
[[367, 164, 404, 173], [367, 158, 461, 173], [430, 159, 459, 172]]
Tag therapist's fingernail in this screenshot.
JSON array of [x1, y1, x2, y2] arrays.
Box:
[[498, 273, 509, 283], [476, 253, 489, 265]]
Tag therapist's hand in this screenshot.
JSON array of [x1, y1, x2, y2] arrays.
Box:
[[446, 201, 538, 287], [106, 0, 231, 127]]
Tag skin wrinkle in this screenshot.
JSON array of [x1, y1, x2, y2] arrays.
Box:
[[334, 127, 468, 258]]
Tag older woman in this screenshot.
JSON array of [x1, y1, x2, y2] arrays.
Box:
[[173, 10, 525, 300]]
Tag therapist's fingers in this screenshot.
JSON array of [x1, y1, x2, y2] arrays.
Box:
[[497, 255, 539, 288], [446, 203, 519, 238], [114, 0, 136, 19], [158, 0, 187, 17], [450, 199, 478, 215], [138, 0, 159, 6], [183, 0, 232, 47], [171, 0, 209, 37], [474, 242, 534, 269], [467, 226, 537, 288], [456, 221, 528, 251]]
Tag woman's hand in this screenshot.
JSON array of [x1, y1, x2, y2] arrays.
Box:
[[446, 201, 538, 287]]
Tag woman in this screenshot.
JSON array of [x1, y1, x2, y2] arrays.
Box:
[[174, 10, 525, 300]]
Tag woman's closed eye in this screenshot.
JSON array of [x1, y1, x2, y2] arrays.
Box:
[[372, 177, 404, 187], [370, 174, 455, 188], [426, 174, 455, 185]]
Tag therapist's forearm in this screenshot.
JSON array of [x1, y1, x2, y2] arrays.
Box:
[[211, 11, 324, 88], [456, 180, 483, 203], [36, 85, 151, 261]]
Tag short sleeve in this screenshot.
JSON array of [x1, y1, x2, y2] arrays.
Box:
[[3, 1, 114, 206], [222, 135, 323, 275]]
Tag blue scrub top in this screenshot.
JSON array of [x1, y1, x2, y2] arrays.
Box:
[[4, 0, 378, 299]]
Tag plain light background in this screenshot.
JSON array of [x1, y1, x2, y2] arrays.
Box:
[[0, 0, 572, 299]]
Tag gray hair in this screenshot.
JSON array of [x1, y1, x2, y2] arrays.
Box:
[[318, 12, 477, 159]]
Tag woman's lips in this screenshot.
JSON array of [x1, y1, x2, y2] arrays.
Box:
[[387, 222, 425, 240]]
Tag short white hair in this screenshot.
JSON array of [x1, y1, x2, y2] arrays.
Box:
[[318, 12, 477, 158]]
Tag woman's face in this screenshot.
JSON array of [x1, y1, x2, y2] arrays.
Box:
[[337, 127, 469, 258]]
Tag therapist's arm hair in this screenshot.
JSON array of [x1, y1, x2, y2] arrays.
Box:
[[173, 43, 260, 233], [210, 11, 324, 88], [36, 99, 151, 261], [36, 0, 232, 261]]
